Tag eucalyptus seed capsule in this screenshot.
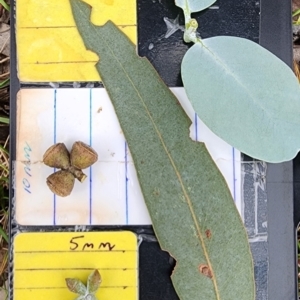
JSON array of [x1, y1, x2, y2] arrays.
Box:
[[43, 143, 70, 169], [70, 141, 98, 169], [68, 166, 87, 183], [46, 170, 75, 197]]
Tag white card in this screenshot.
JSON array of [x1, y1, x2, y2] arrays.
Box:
[[15, 88, 241, 226]]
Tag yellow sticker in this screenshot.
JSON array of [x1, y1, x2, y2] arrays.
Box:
[[16, 0, 137, 82], [13, 232, 138, 300]]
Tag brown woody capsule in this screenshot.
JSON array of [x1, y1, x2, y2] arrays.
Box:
[[70, 141, 98, 169], [46, 170, 75, 197], [43, 143, 70, 169]]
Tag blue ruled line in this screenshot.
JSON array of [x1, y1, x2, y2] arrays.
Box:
[[89, 89, 92, 225], [125, 142, 129, 224], [53, 89, 57, 225], [232, 147, 236, 203]]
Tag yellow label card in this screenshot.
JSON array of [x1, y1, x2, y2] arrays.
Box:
[[16, 0, 137, 82], [13, 231, 138, 299]]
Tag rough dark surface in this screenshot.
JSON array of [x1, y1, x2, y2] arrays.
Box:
[[138, 0, 260, 86]]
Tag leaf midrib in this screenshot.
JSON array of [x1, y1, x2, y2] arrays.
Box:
[[198, 39, 274, 118], [74, 3, 221, 299]]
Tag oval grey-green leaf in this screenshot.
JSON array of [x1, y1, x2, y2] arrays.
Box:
[[175, 0, 217, 13], [182, 36, 300, 162]]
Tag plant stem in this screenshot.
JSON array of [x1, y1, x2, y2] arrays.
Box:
[[68, 166, 87, 182], [181, 6, 202, 44]]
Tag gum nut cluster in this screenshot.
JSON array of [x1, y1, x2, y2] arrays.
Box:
[[43, 141, 98, 197]]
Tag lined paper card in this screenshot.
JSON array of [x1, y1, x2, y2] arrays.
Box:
[[13, 232, 138, 300], [16, 0, 136, 82], [15, 88, 241, 226]]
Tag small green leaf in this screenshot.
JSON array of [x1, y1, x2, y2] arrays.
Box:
[[0, 225, 8, 243], [65, 278, 87, 295], [293, 8, 300, 17], [87, 269, 101, 294], [0, 0, 9, 12], [182, 36, 300, 162], [70, 1, 255, 299], [0, 117, 9, 125], [0, 78, 9, 88], [175, 0, 217, 13]]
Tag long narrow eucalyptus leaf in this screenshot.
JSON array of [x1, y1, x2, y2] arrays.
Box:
[[70, 1, 255, 299]]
